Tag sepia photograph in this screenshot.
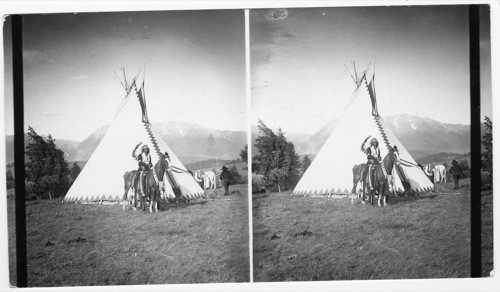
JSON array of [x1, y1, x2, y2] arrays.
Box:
[[4, 9, 249, 286], [250, 5, 492, 281]]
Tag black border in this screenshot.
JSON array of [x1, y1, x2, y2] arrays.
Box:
[[12, 14, 28, 287], [469, 5, 482, 278]]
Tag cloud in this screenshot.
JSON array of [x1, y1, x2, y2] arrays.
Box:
[[70, 75, 88, 81], [23, 50, 53, 63]]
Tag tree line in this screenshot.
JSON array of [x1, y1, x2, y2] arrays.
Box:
[[252, 120, 311, 192], [6, 127, 81, 199]]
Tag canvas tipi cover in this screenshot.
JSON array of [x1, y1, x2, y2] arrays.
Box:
[[64, 79, 204, 202], [293, 73, 434, 196]]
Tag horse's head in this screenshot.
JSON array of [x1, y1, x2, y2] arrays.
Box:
[[384, 146, 400, 174], [391, 145, 400, 163], [155, 154, 170, 179]]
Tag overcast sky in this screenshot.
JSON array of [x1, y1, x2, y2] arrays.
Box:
[[251, 6, 492, 135], [4, 10, 245, 141]]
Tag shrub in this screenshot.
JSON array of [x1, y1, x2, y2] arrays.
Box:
[[6, 169, 15, 189], [459, 159, 470, 179], [229, 165, 243, 184]]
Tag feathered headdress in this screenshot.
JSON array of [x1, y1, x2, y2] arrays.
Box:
[[132, 142, 143, 159], [361, 136, 372, 154]]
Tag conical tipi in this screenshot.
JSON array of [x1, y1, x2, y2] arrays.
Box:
[[64, 73, 204, 202], [293, 68, 434, 196]]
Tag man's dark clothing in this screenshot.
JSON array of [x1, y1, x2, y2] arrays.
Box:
[[450, 163, 463, 189], [220, 169, 233, 196]]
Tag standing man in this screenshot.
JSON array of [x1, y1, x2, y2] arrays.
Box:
[[449, 160, 463, 189], [219, 166, 233, 196]]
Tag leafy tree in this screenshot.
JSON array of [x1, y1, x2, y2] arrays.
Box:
[[239, 144, 248, 162], [25, 127, 70, 199], [6, 169, 15, 189], [254, 120, 301, 192], [302, 155, 312, 173], [229, 165, 243, 184], [70, 162, 81, 184], [482, 116, 493, 174], [459, 159, 471, 179], [251, 157, 261, 173]]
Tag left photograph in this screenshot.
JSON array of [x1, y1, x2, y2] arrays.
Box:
[[4, 10, 249, 286]]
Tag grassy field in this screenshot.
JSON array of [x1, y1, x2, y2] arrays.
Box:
[[253, 179, 478, 281], [482, 188, 493, 277], [7, 184, 249, 286]]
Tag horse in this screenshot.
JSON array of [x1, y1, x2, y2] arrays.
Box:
[[366, 148, 400, 207], [352, 148, 400, 207], [123, 170, 138, 211], [123, 155, 169, 213], [351, 164, 366, 204], [203, 171, 216, 189], [433, 165, 447, 183]]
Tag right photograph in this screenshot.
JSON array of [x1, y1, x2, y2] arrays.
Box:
[[250, 6, 492, 281]]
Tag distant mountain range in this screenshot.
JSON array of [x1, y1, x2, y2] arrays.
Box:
[[5, 121, 246, 164], [3, 115, 477, 165], [252, 114, 474, 160]]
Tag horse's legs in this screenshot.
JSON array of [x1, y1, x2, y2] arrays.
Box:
[[371, 175, 377, 205], [133, 187, 139, 211], [378, 182, 388, 207], [149, 189, 153, 213], [123, 186, 128, 211], [154, 189, 159, 213], [131, 173, 139, 211], [361, 182, 366, 204], [377, 183, 383, 207], [141, 186, 146, 211], [351, 177, 359, 204]]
